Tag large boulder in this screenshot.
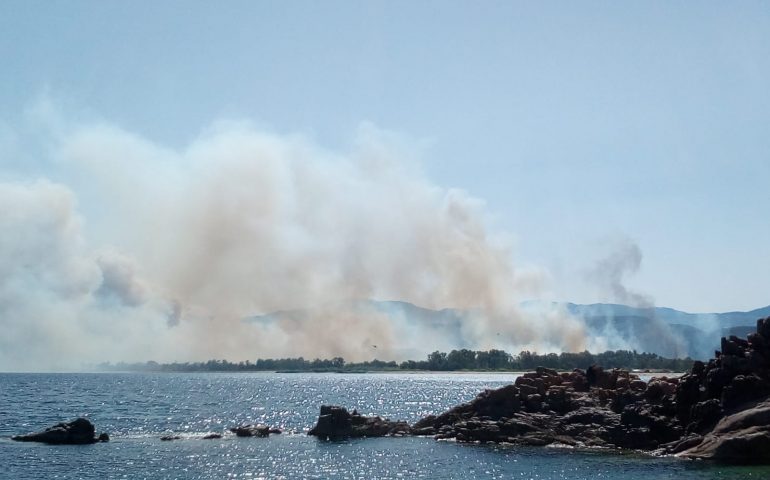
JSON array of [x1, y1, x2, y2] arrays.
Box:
[[11, 418, 108, 445], [678, 397, 770, 463]]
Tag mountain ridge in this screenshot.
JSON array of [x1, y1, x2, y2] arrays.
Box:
[[246, 300, 770, 360]]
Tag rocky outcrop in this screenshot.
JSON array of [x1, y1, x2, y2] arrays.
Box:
[[663, 316, 770, 462], [411, 365, 683, 449], [11, 418, 109, 445], [308, 405, 411, 439], [415, 316, 770, 463], [310, 316, 770, 464]]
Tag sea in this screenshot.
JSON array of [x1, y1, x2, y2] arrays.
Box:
[[1, 372, 768, 479]]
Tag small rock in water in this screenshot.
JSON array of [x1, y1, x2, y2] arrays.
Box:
[[229, 424, 270, 437], [11, 418, 108, 445], [308, 405, 411, 439], [202, 433, 222, 440]]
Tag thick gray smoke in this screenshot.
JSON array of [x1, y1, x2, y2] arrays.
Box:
[[0, 115, 613, 371]]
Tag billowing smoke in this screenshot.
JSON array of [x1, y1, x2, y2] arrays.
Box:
[[1, 113, 630, 371], [0, 180, 176, 370]]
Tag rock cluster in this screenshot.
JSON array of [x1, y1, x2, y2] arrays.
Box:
[[415, 316, 770, 463], [311, 316, 770, 464], [411, 365, 682, 450], [308, 405, 411, 439], [666, 316, 770, 462], [11, 418, 109, 445]]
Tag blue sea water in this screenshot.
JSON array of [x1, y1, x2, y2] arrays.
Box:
[[1, 372, 768, 479]]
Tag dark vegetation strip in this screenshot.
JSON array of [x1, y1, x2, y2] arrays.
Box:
[[97, 349, 694, 373]]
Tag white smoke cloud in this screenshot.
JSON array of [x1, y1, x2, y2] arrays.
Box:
[[0, 112, 622, 371]]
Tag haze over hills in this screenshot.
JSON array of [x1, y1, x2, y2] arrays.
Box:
[[565, 303, 770, 329], [563, 302, 770, 360], [248, 300, 770, 361]]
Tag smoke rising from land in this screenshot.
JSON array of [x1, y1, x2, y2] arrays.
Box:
[[588, 239, 650, 307], [586, 238, 688, 358], [1, 114, 662, 371]]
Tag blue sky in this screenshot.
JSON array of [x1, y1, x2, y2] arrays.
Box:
[[2, 1, 769, 313]]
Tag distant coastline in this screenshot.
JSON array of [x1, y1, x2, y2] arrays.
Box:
[[95, 348, 693, 374]]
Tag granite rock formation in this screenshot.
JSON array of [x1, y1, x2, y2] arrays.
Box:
[[310, 316, 770, 464]]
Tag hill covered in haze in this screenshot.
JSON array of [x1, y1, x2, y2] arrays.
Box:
[[247, 300, 769, 361]]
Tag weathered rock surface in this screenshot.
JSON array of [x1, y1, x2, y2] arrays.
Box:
[[310, 316, 770, 464], [411, 365, 683, 450], [675, 398, 770, 463], [11, 418, 109, 445], [308, 405, 411, 439]]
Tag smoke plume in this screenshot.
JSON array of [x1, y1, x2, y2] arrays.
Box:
[[587, 238, 650, 308], [586, 238, 688, 358], [0, 114, 640, 370]]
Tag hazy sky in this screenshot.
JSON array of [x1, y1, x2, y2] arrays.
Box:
[[2, 1, 769, 313]]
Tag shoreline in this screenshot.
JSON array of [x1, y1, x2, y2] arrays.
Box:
[[0, 369, 687, 376]]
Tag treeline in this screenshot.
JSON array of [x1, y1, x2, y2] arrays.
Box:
[[97, 348, 693, 373], [413, 349, 694, 372]]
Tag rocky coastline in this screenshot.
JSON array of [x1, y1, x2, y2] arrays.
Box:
[[11, 317, 770, 464], [309, 316, 770, 464]]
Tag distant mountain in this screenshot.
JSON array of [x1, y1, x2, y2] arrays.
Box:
[[246, 300, 770, 361], [566, 303, 770, 329], [565, 302, 769, 359]]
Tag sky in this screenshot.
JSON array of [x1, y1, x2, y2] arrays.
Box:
[[0, 2, 769, 369]]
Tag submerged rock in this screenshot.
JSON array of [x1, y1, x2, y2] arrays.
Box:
[[229, 424, 271, 437], [11, 418, 108, 445], [160, 425, 281, 441]]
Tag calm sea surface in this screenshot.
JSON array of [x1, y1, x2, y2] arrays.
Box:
[[1, 372, 768, 479]]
